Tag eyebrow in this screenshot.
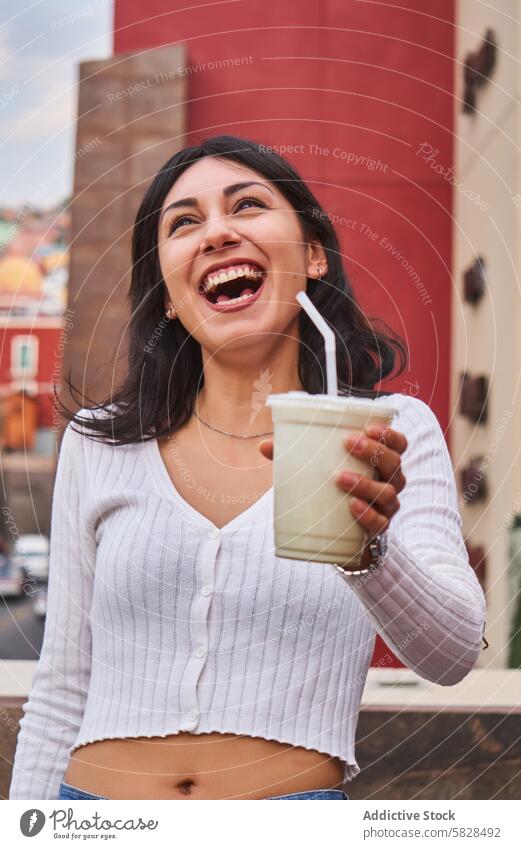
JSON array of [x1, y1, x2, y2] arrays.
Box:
[[160, 181, 275, 222]]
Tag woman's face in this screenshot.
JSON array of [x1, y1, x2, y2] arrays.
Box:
[[157, 156, 327, 356]]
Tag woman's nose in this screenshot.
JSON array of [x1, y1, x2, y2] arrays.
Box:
[[199, 211, 241, 253]]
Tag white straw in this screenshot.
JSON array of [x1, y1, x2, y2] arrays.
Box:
[[295, 290, 338, 396]]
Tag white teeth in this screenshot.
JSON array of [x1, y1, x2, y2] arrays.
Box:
[[202, 264, 264, 293], [215, 290, 256, 305]]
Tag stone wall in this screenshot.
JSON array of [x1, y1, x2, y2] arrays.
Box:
[[62, 44, 187, 410]]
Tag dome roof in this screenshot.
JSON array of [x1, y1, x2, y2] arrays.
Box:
[[0, 255, 42, 294]]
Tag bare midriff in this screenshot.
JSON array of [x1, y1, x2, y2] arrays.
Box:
[[63, 733, 345, 799], [63, 423, 345, 799]]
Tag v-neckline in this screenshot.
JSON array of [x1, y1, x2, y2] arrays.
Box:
[[145, 436, 273, 534]]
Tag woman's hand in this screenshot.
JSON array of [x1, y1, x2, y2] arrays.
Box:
[[336, 424, 408, 537], [259, 422, 408, 540]]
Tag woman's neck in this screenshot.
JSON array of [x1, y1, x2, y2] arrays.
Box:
[[195, 371, 303, 437]]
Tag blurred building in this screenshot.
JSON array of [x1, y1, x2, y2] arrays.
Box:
[[0, 202, 70, 453], [59, 1, 521, 668], [62, 0, 456, 669], [453, 2, 521, 667], [0, 204, 70, 538], [2, 2, 521, 802]]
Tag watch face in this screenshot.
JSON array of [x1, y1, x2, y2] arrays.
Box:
[[370, 532, 387, 562], [379, 532, 388, 557]]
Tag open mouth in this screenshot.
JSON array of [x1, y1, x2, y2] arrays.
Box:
[[198, 263, 267, 306]]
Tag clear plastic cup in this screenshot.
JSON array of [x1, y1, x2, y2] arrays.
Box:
[[266, 391, 397, 567]]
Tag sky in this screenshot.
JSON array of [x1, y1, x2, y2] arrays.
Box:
[[0, 0, 112, 209]]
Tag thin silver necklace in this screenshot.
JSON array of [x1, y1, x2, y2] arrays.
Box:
[[192, 410, 274, 439]]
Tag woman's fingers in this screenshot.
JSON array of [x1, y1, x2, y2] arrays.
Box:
[[339, 425, 407, 535], [258, 439, 274, 461], [365, 424, 408, 455], [349, 497, 391, 535], [336, 471, 400, 518], [344, 427, 407, 493]]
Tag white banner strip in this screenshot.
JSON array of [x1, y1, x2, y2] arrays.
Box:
[[1, 799, 518, 848]]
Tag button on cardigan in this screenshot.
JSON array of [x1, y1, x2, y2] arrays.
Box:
[[9, 393, 487, 799]]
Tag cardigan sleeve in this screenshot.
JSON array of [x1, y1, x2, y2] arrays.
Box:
[[336, 394, 487, 685], [9, 418, 96, 799]]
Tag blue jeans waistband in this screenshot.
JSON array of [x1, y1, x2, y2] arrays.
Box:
[[58, 781, 348, 801], [58, 782, 107, 800], [265, 788, 348, 799]]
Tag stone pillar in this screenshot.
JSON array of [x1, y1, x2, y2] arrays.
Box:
[[62, 44, 187, 411]]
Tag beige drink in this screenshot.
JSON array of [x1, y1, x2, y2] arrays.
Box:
[[266, 391, 397, 568]]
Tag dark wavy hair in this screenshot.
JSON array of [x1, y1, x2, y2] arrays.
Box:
[[57, 134, 407, 445]]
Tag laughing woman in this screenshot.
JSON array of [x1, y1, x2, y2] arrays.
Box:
[[9, 135, 486, 801]]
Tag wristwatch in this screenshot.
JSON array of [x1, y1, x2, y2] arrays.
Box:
[[333, 531, 388, 578]]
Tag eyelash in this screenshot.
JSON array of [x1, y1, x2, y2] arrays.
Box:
[[166, 195, 268, 236]]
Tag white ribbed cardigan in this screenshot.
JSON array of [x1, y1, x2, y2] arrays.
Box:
[[9, 393, 487, 799]]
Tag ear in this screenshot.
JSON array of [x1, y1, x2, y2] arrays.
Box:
[[306, 238, 328, 280]]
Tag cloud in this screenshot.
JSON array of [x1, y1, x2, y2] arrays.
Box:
[[0, 1, 111, 206], [1, 71, 76, 144]]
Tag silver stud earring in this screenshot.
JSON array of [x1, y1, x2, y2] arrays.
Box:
[[165, 304, 175, 320]]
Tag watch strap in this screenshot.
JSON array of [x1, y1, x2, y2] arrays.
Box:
[[333, 531, 387, 578]]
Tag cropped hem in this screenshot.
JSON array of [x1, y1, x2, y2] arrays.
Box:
[[68, 722, 359, 786]]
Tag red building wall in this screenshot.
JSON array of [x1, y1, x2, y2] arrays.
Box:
[[114, 0, 455, 665], [0, 324, 62, 428]]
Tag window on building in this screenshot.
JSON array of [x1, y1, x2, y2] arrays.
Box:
[[11, 335, 38, 378]]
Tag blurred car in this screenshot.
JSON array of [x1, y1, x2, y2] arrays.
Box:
[[12, 534, 50, 583], [32, 584, 48, 618], [0, 550, 25, 598]]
